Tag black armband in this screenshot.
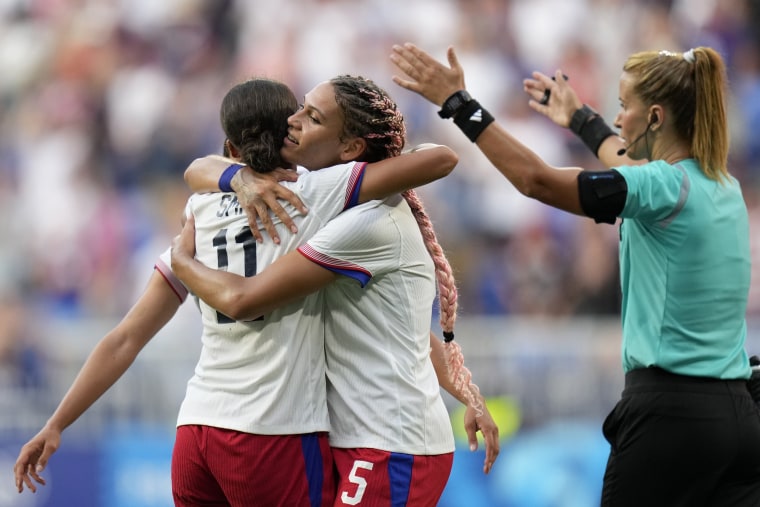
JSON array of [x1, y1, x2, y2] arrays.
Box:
[[577, 170, 627, 224], [451, 99, 495, 142], [569, 105, 616, 157]]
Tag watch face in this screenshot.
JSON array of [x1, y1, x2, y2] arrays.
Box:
[[452, 91, 469, 108], [439, 90, 471, 118]]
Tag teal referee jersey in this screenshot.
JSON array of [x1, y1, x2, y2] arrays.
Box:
[[615, 158, 751, 379]]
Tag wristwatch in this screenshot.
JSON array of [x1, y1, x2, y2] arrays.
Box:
[[438, 90, 472, 119]]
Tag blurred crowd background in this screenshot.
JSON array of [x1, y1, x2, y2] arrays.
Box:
[[1, 0, 759, 505]]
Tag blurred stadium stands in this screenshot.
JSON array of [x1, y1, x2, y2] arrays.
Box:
[[2, 0, 760, 505]]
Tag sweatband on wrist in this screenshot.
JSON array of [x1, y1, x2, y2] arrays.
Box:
[[219, 163, 245, 192], [569, 105, 616, 157], [452, 99, 495, 142]]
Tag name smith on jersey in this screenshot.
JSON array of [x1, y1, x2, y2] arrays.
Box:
[[216, 194, 244, 218]]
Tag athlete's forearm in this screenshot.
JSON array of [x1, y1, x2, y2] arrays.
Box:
[[430, 333, 468, 405], [184, 155, 239, 193], [47, 333, 139, 432], [172, 252, 257, 321], [474, 122, 584, 213], [46, 274, 179, 432], [172, 244, 337, 322], [357, 145, 458, 203]]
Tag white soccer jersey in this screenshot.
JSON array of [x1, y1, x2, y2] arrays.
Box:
[[155, 162, 368, 435], [298, 195, 455, 454]]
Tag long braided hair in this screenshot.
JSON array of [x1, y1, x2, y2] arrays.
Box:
[[331, 75, 483, 414], [402, 189, 483, 416]]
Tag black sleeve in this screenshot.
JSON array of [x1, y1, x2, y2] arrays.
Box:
[[577, 169, 627, 224]]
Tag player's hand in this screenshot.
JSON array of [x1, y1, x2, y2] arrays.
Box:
[[171, 215, 197, 266], [14, 427, 60, 493], [390, 43, 466, 107], [232, 167, 306, 244], [523, 70, 583, 128], [464, 395, 500, 474]]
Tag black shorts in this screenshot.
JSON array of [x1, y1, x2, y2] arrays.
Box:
[[601, 367, 760, 507]]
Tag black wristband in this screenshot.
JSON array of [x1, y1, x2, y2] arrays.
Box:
[[452, 100, 495, 142], [569, 105, 616, 157], [569, 104, 596, 134], [438, 90, 472, 119]]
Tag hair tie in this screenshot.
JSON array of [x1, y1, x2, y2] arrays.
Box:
[[683, 48, 696, 63]]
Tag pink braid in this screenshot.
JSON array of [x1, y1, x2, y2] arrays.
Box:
[[401, 189, 484, 416]]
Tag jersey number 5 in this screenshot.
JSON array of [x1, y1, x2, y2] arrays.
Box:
[[340, 460, 374, 505]]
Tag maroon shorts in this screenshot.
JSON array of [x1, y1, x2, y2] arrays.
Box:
[[332, 448, 453, 507], [172, 425, 335, 507]]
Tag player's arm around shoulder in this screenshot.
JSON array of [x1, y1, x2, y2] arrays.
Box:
[[184, 154, 239, 192], [357, 144, 458, 203], [184, 154, 304, 242]]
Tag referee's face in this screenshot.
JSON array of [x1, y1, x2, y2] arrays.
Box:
[[282, 81, 357, 171], [615, 72, 651, 161]]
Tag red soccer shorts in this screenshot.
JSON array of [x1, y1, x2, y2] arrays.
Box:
[[332, 447, 453, 507], [172, 425, 335, 506]]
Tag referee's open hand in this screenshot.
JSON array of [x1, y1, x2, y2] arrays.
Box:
[[390, 43, 466, 108], [523, 70, 583, 129]]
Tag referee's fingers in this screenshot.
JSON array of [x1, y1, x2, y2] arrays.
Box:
[[391, 74, 422, 96], [399, 43, 429, 69], [390, 47, 422, 89], [446, 46, 462, 73]]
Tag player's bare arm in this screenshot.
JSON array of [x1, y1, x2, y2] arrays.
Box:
[[429, 333, 500, 474], [355, 144, 457, 202], [171, 215, 336, 321], [14, 272, 181, 494], [184, 155, 303, 243], [185, 145, 457, 242]]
